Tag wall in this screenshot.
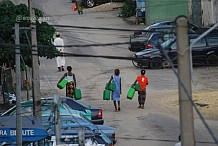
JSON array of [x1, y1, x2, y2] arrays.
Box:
[[146, 0, 188, 25], [201, 0, 218, 26]]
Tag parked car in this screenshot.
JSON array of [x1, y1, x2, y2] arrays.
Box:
[[129, 25, 176, 52], [132, 34, 218, 69], [46, 96, 104, 125], [72, 0, 116, 8], [128, 21, 201, 52], [144, 32, 175, 50], [43, 115, 116, 144], [0, 98, 92, 122], [44, 129, 113, 146]]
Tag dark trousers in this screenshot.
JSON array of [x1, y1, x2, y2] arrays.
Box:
[[138, 89, 146, 105]]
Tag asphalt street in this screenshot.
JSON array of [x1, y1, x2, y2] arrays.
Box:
[[17, 0, 218, 145]]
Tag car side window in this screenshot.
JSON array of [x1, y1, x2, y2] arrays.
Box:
[[171, 42, 177, 50], [163, 34, 175, 41], [206, 36, 218, 46], [190, 38, 206, 47]]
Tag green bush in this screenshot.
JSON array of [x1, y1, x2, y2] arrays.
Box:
[[120, 0, 136, 18]]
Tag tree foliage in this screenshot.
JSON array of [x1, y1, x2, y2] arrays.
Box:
[[0, 0, 59, 68], [120, 0, 136, 18]]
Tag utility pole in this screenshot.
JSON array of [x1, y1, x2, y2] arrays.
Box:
[[176, 16, 195, 146], [54, 95, 61, 145], [29, 0, 41, 119], [15, 23, 22, 146]]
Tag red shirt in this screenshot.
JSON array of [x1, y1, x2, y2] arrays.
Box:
[[136, 75, 148, 91]]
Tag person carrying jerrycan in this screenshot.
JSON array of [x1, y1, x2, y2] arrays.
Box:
[[108, 69, 122, 112], [133, 69, 148, 109], [58, 66, 76, 98]]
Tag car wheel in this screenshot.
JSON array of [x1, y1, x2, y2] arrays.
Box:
[[150, 58, 163, 69], [132, 58, 141, 68], [84, 0, 95, 8], [162, 60, 170, 68], [207, 54, 218, 66]]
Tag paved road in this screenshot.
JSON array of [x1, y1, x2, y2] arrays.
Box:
[[31, 0, 218, 145]]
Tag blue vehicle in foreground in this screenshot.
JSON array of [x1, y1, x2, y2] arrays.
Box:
[[44, 129, 113, 146], [0, 98, 92, 122], [43, 115, 116, 145], [44, 96, 104, 125]]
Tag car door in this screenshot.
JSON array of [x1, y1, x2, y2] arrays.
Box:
[[190, 37, 208, 65]]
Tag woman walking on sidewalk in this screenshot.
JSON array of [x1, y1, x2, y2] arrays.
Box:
[[58, 66, 76, 98], [108, 69, 122, 112]]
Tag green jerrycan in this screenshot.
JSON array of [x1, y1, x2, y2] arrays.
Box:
[[103, 89, 111, 100], [105, 83, 116, 91], [134, 84, 141, 91], [57, 78, 68, 89], [127, 87, 135, 100], [74, 89, 82, 100]]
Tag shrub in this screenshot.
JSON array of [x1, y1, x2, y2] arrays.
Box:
[[120, 0, 136, 18]]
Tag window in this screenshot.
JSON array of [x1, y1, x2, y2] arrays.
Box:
[[207, 36, 218, 46], [190, 38, 206, 47]]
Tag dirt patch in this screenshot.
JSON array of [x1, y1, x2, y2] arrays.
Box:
[[166, 90, 218, 120], [86, 2, 123, 12]]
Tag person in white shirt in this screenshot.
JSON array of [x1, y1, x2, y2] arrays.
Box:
[[175, 135, 181, 146], [54, 32, 65, 71]]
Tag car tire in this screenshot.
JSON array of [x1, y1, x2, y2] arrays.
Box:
[[84, 0, 95, 8], [132, 58, 141, 68], [162, 60, 170, 68], [207, 54, 218, 66], [150, 58, 163, 69]]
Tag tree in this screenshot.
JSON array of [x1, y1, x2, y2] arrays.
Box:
[[0, 0, 60, 68]]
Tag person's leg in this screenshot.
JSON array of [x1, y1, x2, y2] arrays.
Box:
[[113, 101, 117, 111], [141, 90, 146, 109], [61, 56, 65, 71], [138, 91, 141, 108], [56, 57, 61, 71], [118, 101, 120, 111]]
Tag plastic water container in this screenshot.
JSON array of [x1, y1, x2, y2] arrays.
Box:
[[57, 78, 68, 89], [74, 89, 82, 100], [105, 82, 116, 91], [134, 84, 141, 91], [127, 87, 136, 100], [103, 90, 111, 100]]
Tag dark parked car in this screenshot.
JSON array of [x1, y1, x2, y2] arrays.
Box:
[[129, 25, 176, 52], [128, 21, 202, 52], [72, 0, 118, 8], [132, 34, 218, 69], [145, 32, 175, 49]]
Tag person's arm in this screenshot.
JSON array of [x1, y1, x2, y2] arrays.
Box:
[[108, 75, 113, 83], [131, 78, 138, 88], [106, 76, 113, 90], [58, 73, 67, 83], [120, 78, 122, 94], [73, 73, 76, 88]]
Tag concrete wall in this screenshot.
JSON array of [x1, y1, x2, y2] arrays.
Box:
[[146, 0, 188, 25], [201, 0, 218, 26]]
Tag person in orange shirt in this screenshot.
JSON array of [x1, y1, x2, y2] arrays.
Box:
[[133, 69, 148, 109]]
